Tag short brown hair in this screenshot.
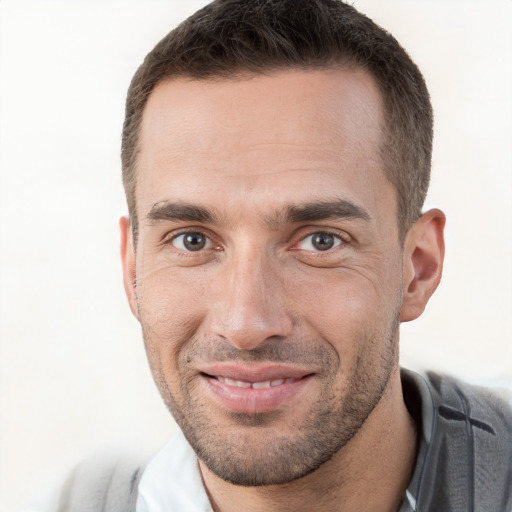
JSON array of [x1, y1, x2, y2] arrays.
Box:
[[122, 0, 433, 241]]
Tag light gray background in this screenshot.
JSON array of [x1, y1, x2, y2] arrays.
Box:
[[1, 1, 511, 509]]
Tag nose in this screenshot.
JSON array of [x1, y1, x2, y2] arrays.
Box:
[[208, 244, 294, 350]]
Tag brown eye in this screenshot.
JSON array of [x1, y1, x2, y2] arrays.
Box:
[[312, 233, 334, 250], [299, 232, 343, 252], [172, 232, 210, 251]]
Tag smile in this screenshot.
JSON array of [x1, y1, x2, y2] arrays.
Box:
[[199, 367, 314, 413], [216, 376, 299, 389]]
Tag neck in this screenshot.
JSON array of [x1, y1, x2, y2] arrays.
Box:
[[199, 367, 417, 512]]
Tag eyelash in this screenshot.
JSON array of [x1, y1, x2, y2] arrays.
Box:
[[294, 231, 347, 252], [163, 228, 350, 255], [164, 229, 218, 253]]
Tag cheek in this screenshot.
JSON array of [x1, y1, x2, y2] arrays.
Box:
[[136, 266, 210, 358], [290, 264, 402, 353]]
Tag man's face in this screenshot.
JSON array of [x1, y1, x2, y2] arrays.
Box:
[[125, 69, 407, 485]]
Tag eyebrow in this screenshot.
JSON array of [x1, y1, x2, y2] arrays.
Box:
[[147, 202, 216, 224], [283, 199, 371, 225], [146, 198, 370, 227]]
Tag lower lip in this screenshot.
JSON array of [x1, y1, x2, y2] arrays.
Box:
[[201, 374, 313, 413]]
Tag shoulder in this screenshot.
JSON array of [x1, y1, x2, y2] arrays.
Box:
[[56, 450, 148, 512], [424, 371, 512, 435], [402, 369, 512, 512], [402, 368, 512, 431]]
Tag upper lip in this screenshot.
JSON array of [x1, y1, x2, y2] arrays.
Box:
[[197, 363, 314, 383]]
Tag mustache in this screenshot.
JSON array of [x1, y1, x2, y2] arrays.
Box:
[[182, 338, 337, 367]]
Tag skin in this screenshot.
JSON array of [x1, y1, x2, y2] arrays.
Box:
[[121, 68, 445, 512]]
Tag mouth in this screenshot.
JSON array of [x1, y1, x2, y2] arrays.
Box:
[[198, 365, 314, 413], [214, 376, 300, 389]]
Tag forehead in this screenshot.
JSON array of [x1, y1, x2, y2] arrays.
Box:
[[140, 68, 384, 166], [136, 68, 393, 224]]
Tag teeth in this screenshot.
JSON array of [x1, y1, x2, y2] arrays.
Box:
[[217, 376, 295, 388], [252, 381, 270, 389], [218, 377, 251, 388]]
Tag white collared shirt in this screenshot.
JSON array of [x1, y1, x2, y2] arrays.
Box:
[[136, 431, 213, 512]]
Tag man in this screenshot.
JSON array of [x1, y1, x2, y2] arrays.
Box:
[[58, 0, 512, 511]]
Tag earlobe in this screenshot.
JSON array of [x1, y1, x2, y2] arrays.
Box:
[[120, 216, 139, 319], [400, 209, 446, 322]]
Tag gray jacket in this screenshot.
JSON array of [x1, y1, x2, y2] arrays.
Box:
[[399, 370, 512, 511]]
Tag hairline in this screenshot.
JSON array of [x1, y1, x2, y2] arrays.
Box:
[[127, 62, 410, 245]]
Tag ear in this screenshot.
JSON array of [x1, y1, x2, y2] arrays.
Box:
[[120, 216, 139, 319], [400, 209, 445, 322]]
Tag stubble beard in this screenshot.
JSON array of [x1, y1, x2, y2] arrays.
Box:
[[142, 313, 400, 487]]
